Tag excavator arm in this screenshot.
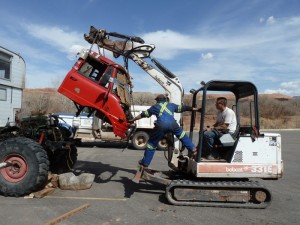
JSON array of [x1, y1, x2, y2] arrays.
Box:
[[84, 26, 184, 106]]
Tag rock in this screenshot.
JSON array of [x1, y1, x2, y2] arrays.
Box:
[[58, 172, 95, 190]]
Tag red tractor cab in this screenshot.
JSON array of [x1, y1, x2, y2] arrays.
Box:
[[58, 50, 133, 138]]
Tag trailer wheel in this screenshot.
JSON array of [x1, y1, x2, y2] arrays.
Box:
[[158, 137, 168, 150], [49, 145, 78, 174], [0, 137, 49, 197], [132, 131, 149, 150]]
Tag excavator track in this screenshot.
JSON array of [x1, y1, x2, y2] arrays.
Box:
[[166, 179, 272, 208]]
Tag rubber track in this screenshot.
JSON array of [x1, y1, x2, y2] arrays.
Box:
[[165, 179, 272, 209]]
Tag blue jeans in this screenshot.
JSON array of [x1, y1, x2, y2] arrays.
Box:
[[141, 120, 195, 167], [202, 129, 222, 157]]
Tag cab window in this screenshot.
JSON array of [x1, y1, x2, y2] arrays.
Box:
[[78, 56, 108, 83], [99, 66, 113, 88]]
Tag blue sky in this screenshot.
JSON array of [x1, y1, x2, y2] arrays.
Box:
[[1, 0, 300, 96]]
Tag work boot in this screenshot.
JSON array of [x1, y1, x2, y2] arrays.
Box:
[[206, 154, 216, 160], [206, 153, 220, 160], [132, 161, 145, 184], [138, 160, 148, 168], [191, 148, 197, 159]]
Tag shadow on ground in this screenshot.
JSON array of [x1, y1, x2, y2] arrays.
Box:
[[72, 160, 167, 202]]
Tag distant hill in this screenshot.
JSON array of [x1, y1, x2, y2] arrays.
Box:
[[23, 88, 294, 102], [24, 88, 56, 93], [22, 88, 300, 129], [183, 92, 293, 102], [259, 93, 293, 101]]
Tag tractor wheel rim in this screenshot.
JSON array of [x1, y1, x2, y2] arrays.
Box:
[[1, 154, 28, 182]]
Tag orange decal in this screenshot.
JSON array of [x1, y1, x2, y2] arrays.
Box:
[[198, 164, 277, 174]]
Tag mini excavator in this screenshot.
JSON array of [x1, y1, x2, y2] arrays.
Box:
[[58, 26, 283, 208]]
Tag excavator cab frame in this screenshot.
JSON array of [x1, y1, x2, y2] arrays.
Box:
[[183, 80, 282, 181], [190, 80, 260, 163]]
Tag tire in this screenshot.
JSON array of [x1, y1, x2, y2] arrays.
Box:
[[158, 137, 168, 150], [49, 144, 78, 174], [0, 137, 49, 197], [131, 131, 149, 150]]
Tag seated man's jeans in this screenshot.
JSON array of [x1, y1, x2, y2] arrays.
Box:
[[203, 129, 222, 156]]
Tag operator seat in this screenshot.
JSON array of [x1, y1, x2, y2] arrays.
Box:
[[214, 124, 240, 162], [219, 124, 240, 147]]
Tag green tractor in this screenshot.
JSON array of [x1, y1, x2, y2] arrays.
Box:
[[0, 113, 77, 196]]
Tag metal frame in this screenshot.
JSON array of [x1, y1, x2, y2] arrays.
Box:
[[189, 80, 260, 163]]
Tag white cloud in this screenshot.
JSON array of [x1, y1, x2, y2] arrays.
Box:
[[264, 88, 290, 95], [281, 80, 300, 89], [201, 52, 214, 60], [266, 16, 276, 25], [137, 16, 300, 95], [22, 23, 88, 60], [68, 45, 88, 60], [264, 80, 300, 96], [259, 16, 276, 25], [141, 30, 198, 59], [21, 23, 119, 61], [140, 16, 296, 60]]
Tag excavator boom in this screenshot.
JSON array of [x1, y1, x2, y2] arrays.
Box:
[[83, 26, 183, 105]]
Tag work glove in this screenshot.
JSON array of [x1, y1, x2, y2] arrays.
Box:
[[127, 119, 135, 124]]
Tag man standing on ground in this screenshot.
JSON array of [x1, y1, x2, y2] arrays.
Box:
[[129, 94, 199, 167]]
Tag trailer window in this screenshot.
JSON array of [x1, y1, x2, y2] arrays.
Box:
[[0, 88, 7, 101], [0, 52, 11, 80]]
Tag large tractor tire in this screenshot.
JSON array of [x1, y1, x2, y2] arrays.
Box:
[[49, 144, 78, 174], [131, 131, 149, 150], [0, 137, 49, 197]]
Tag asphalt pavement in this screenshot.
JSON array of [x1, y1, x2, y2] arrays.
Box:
[[0, 130, 299, 225]]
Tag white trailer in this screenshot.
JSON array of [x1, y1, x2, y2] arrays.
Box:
[[0, 46, 25, 127]]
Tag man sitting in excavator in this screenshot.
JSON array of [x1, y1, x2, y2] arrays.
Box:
[[203, 97, 237, 160], [129, 94, 200, 167]]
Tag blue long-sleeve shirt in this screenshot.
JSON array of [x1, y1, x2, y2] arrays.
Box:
[[141, 101, 193, 123]]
